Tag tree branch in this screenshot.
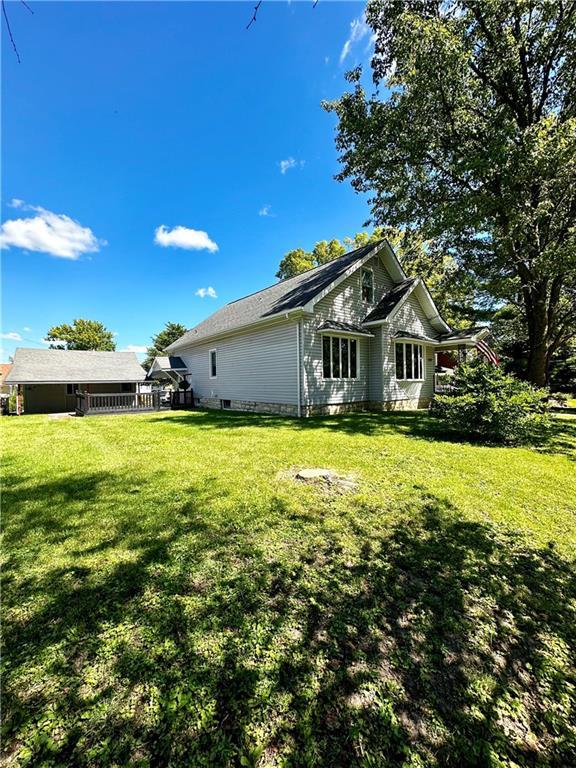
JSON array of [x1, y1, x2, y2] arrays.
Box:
[[246, 0, 262, 30], [2, 0, 20, 63]]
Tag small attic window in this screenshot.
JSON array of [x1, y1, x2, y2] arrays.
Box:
[[361, 268, 374, 303]]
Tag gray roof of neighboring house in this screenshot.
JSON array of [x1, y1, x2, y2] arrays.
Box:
[[167, 242, 379, 349], [317, 320, 375, 337], [362, 278, 416, 324], [152, 356, 187, 370], [5, 348, 147, 384]]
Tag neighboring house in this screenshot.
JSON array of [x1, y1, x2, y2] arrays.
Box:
[[0, 363, 13, 395], [160, 240, 490, 416], [5, 349, 147, 414]]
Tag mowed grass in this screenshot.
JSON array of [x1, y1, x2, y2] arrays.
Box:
[[2, 409, 576, 767]]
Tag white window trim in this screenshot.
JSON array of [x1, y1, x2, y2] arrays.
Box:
[[209, 348, 217, 379], [395, 341, 425, 382], [322, 334, 360, 380], [361, 267, 375, 304]]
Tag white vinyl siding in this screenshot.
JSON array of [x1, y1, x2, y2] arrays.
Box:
[[303, 254, 394, 405], [178, 320, 299, 405], [361, 285, 438, 404]]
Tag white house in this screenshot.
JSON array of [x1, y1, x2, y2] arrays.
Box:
[[155, 240, 489, 416]]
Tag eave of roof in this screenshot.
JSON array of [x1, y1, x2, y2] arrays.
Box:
[[393, 330, 439, 343], [316, 320, 375, 338]]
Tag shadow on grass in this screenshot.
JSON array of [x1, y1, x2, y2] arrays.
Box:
[[2, 465, 575, 766], [148, 408, 576, 458]]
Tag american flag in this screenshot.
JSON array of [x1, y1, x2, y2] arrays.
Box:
[[475, 338, 500, 365]]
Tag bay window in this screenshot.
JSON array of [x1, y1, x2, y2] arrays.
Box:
[[395, 342, 424, 380], [322, 336, 358, 379]]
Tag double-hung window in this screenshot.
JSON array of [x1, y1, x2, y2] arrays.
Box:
[[361, 268, 374, 303], [322, 336, 358, 379], [395, 342, 424, 380], [209, 349, 217, 378]]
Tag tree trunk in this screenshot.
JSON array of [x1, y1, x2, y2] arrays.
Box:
[[524, 285, 549, 387], [526, 335, 548, 387]]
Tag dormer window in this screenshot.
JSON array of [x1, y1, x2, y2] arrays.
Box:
[[361, 268, 374, 303]]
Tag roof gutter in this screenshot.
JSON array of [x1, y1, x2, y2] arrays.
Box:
[[166, 308, 308, 352]]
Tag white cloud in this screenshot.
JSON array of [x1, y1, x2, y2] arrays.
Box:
[[258, 204, 275, 217], [279, 157, 305, 175], [23, 326, 31, 332], [0, 332, 22, 341], [124, 344, 148, 353], [0, 201, 105, 260], [340, 14, 371, 65], [9, 198, 24, 209], [195, 286, 218, 299], [154, 225, 218, 252], [280, 158, 296, 174]]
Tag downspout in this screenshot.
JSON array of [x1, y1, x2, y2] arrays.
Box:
[[296, 319, 302, 418]]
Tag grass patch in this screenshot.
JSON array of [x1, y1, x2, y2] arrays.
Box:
[[2, 410, 576, 766]]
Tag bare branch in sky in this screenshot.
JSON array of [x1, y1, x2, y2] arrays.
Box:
[[2, 0, 21, 63], [246, 0, 262, 30]]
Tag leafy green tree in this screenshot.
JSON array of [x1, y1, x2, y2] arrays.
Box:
[[45, 319, 116, 351], [324, 0, 576, 385], [276, 248, 315, 280], [143, 322, 187, 370]]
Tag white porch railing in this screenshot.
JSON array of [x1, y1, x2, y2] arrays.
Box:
[[76, 391, 161, 415], [433, 373, 456, 395]]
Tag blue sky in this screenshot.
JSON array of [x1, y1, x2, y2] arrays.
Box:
[[1, 0, 376, 360]]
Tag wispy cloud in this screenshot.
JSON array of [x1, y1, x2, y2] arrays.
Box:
[[279, 157, 305, 175], [23, 326, 31, 332], [340, 13, 372, 65], [9, 198, 24, 209], [258, 204, 275, 217], [124, 344, 148, 353], [0, 332, 22, 341], [154, 225, 218, 252], [0, 201, 105, 260], [195, 286, 217, 299]]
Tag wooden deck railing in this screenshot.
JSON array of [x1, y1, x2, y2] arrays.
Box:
[[76, 391, 161, 416], [75, 389, 195, 415]]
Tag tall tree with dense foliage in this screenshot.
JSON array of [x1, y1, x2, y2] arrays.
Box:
[[324, 0, 576, 385], [143, 322, 187, 370], [45, 319, 116, 351]]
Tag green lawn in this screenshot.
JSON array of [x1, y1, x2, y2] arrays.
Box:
[[2, 410, 576, 767]]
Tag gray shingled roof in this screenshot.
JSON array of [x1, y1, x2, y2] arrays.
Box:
[[167, 242, 378, 349], [151, 356, 187, 370], [362, 278, 416, 324], [5, 348, 147, 384], [317, 320, 374, 337], [393, 330, 437, 342], [437, 326, 489, 341]]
